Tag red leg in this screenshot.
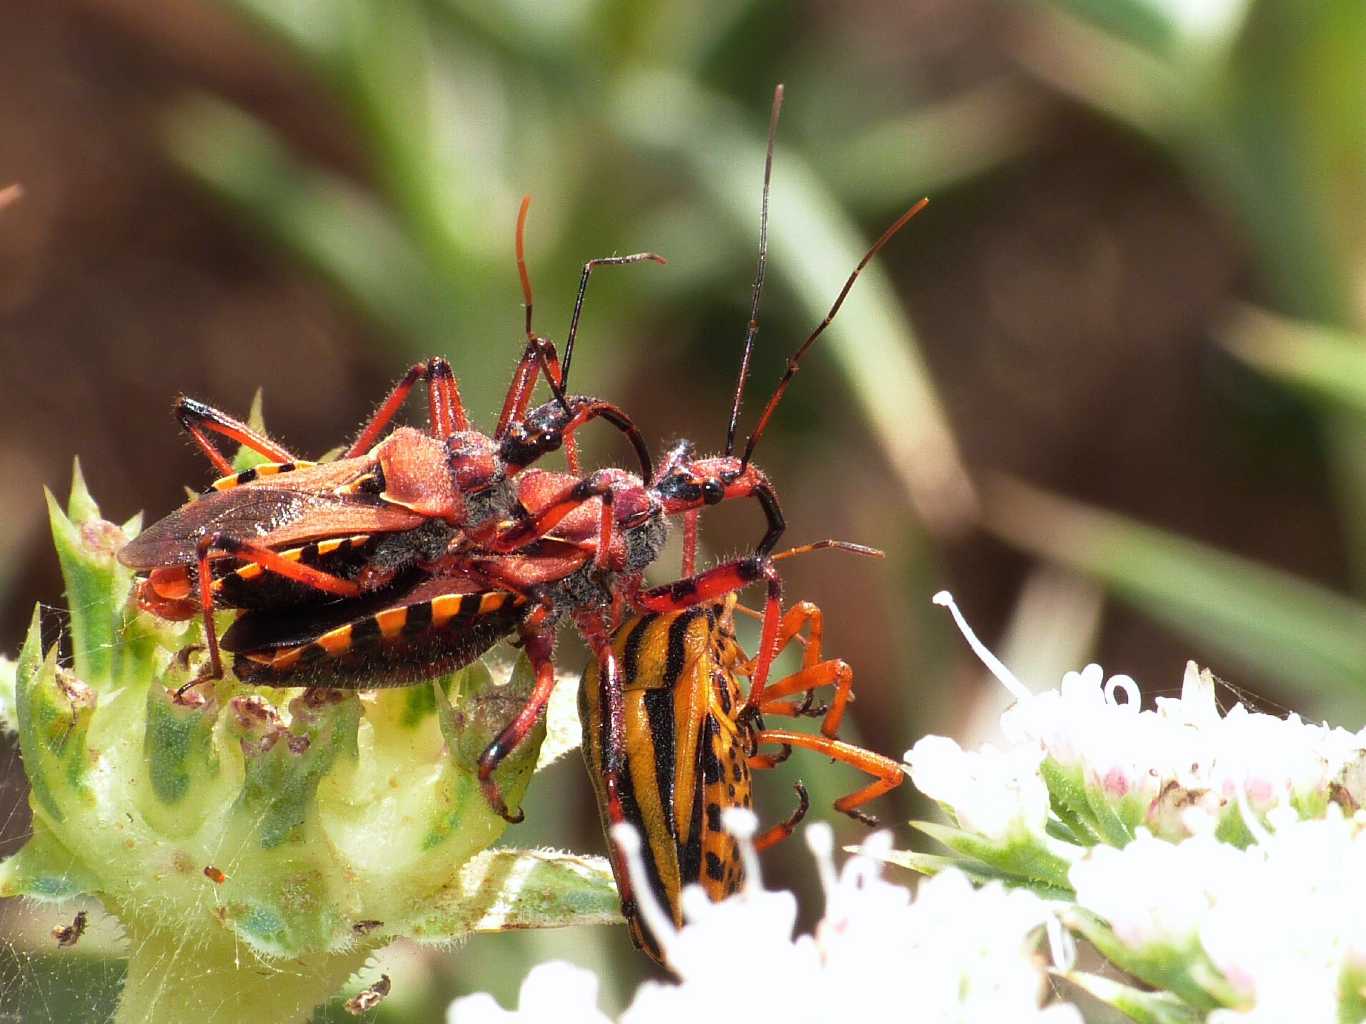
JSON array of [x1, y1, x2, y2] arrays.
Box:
[[476, 619, 557, 823], [176, 397, 298, 476], [754, 729, 904, 825], [478, 471, 618, 564], [345, 357, 469, 458], [176, 531, 364, 694], [753, 782, 810, 852], [744, 602, 852, 737]]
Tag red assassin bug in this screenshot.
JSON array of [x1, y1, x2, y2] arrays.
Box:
[[119, 213, 665, 690], [580, 541, 906, 964], [216, 85, 925, 825]]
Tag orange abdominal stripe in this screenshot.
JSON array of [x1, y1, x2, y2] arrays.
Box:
[[238, 590, 527, 672], [204, 460, 315, 494]]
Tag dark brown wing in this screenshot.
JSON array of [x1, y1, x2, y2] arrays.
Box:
[[120, 459, 427, 569]]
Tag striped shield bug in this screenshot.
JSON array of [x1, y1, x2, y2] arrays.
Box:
[[579, 541, 906, 964]]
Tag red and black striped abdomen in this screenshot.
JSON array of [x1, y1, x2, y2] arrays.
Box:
[[223, 572, 528, 688]]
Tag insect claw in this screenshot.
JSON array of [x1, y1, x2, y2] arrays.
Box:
[[846, 807, 879, 828]]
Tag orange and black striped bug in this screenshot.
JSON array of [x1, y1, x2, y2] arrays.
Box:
[[119, 207, 666, 693], [579, 541, 906, 965]]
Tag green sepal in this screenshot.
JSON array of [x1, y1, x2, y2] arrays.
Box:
[[230, 690, 362, 849], [16, 635, 95, 823], [404, 848, 622, 941], [0, 816, 100, 900], [1059, 969, 1204, 1024], [912, 819, 1076, 893], [137, 678, 224, 836], [1040, 759, 1107, 847], [231, 390, 274, 472], [1064, 907, 1245, 1012], [45, 466, 136, 689]]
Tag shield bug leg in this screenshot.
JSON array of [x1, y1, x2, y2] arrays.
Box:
[[175, 396, 300, 476], [750, 729, 903, 826], [753, 781, 809, 852]]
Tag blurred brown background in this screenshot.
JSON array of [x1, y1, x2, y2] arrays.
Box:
[[2, 0, 1363, 1017]]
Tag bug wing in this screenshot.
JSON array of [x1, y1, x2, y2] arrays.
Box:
[[120, 461, 427, 569]]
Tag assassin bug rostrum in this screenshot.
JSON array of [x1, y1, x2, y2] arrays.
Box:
[[579, 541, 906, 964]]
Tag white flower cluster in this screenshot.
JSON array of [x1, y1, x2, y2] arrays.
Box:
[[447, 813, 1080, 1023], [910, 592, 1366, 849], [1070, 810, 1366, 1022], [907, 590, 1366, 1022]]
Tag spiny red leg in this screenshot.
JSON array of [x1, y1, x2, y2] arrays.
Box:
[[176, 397, 298, 476], [345, 362, 424, 457], [754, 729, 905, 825], [682, 509, 699, 577], [177, 530, 364, 695], [754, 782, 810, 852], [203, 535, 363, 598], [476, 623, 557, 823], [428, 356, 469, 434]]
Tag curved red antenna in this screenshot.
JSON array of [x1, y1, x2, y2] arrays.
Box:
[[515, 194, 535, 339]]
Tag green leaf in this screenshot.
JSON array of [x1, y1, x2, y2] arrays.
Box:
[[163, 96, 451, 347], [1060, 969, 1204, 1024], [403, 848, 621, 941], [1220, 304, 1366, 417], [0, 817, 100, 900], [984, 475, 1366, 715], [912, 819, 1075, 893], [855, 844, 1075, 898]]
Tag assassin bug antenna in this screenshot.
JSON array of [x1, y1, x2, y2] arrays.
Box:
[[514, 195, 665, 408], [514, 195, 573, 414], [725, 83, 785, 458], [739, 195, 930, 470]]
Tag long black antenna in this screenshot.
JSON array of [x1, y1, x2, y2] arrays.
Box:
[[740, 197, 929, 469], [724, 84, 785, 458]]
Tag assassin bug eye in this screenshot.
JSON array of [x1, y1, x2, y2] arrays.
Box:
[[701, 480, 725, 505]]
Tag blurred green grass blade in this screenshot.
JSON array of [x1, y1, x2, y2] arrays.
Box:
[[823, 81, 1051, 211], [1220, 304, 1366, 416], [983, 474, 1366, 711], [217, 0, 345, 71], [610, 71, 976, 535], [164, 96, 453, 347]]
